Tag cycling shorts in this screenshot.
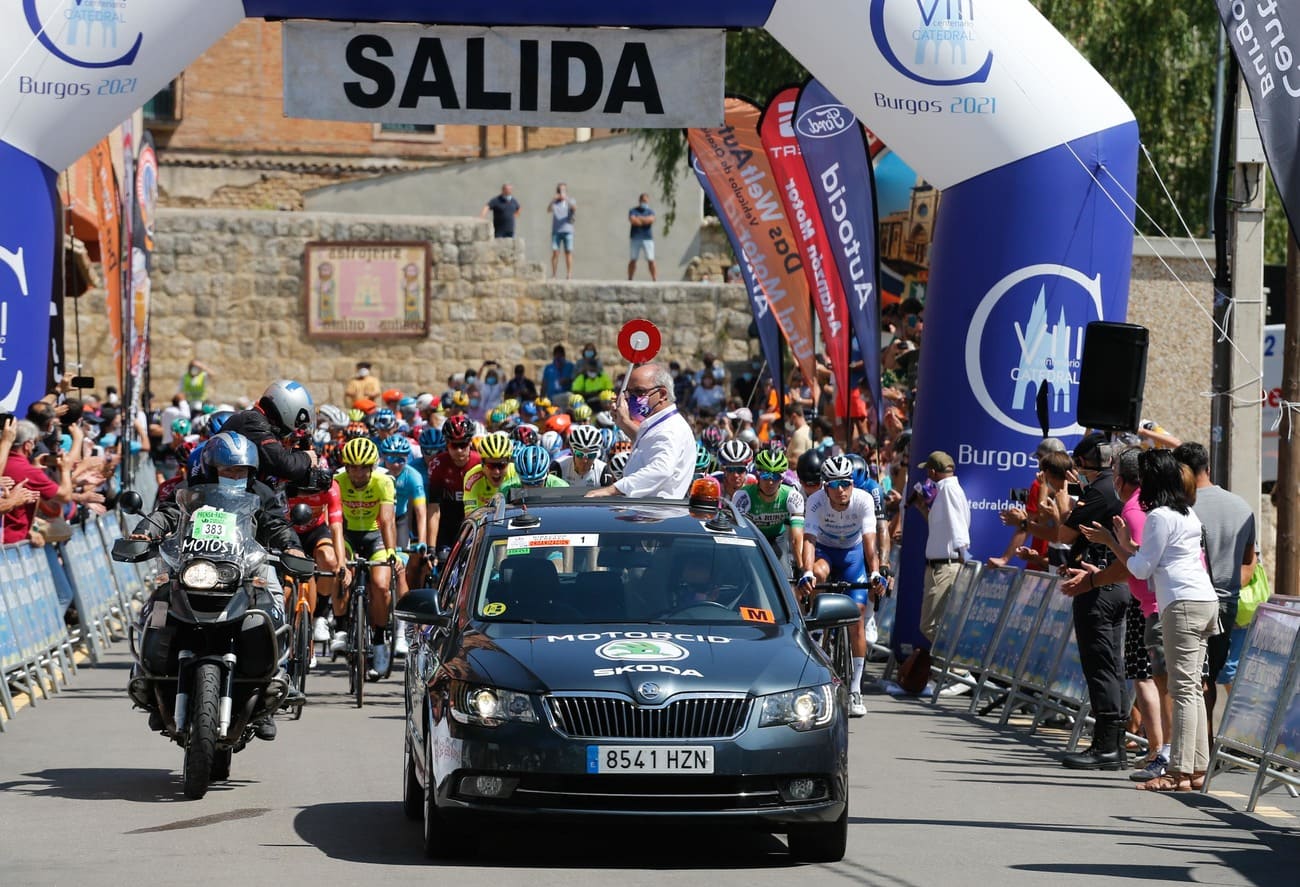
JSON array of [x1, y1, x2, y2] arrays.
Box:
[[296, 522, 333, 553], [344, 529, 394, 565], [814, 543, 869, 605]]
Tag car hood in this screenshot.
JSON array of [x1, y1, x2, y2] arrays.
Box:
[[464, 622, 823, 699]]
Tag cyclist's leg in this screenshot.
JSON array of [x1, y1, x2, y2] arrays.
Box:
[[311, 530, 339, 611], [835, 544, 871, 694]]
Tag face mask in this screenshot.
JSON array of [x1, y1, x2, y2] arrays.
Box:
[[629, 394, 652, 420], [639, 202, 649, 211], [466, 374, 477, 384], [711, 367, 724, 381], [485, 376, 497, 386], [189, 367, 199, 376], [217, 474, 246, 490], [583, 350, 595, 360], [358, 368, 370, 378], [469, 398, 480, 408], [1076, 472, 1092, 491]]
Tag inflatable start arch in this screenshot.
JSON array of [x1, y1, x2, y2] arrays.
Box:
[[0, 0, 1138, 650]]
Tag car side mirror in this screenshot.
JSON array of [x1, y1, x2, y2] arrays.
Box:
[[396, 587, 451, 629], [119, 490, 144, 514], [805, 593, 861, 630]]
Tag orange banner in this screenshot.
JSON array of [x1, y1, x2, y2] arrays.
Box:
[[688, 97, 818, 390], [88, 138, 123, 389]]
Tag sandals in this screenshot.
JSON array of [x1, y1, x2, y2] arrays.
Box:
[[1136, 771, 1202, 792]]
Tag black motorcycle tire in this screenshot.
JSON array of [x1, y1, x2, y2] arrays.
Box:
[[352, 584, 367, 708], [182, 662, 221, 800], [211, 748, 232, 782]]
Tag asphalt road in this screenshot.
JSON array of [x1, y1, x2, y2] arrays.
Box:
[[2, 648, 1296, 887]]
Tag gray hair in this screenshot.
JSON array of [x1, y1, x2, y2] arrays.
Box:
[[1114, 445, 1141, 487], [13, 419, 41, 447], [643, 363, 676, 403]]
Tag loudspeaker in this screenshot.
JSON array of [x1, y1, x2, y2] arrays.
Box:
[[1076, 322, 1149, 432]]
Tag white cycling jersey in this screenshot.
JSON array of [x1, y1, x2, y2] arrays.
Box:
[[557, 454, 606, 488], [804, 488, 876, 550]]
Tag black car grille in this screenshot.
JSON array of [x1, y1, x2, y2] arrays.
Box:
[[546, 695, 751, 739]]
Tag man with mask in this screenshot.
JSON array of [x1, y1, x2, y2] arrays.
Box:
[[570, 358, 612, 401], [627, 193, 657, 281], [587, 363, 694, 499], [345, 362, 381, 406], [542, 345, 574, 397]]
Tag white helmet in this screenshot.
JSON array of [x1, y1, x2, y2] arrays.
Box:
[[608, 451, 631, 480], [569, 424, 603, 456], [717, 438, 752, 469]]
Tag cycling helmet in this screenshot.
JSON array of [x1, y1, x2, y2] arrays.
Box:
[[608, 451, 631, 480], [318, 404, 348, 429], [202, 431, 259, 473], [695, 442, 716, 473], [571, 404, 593, 422], [569, 424, 603, 457], [397, 395, 417, 413], [442, 414, 474, 446], [597, 426, 617, 454], [488, 408, 507, 427], [500, 398, 520, 416], [519, 401, 539, 420], [311, 428, 332, 450], [477, 431, 514, 461], [379, 435, 412, 459], [259, 380, 314, 433], [598, 389, 616, 404], [513, 445, 552, 485], [440, 392, 455, 410], [534, 396, 553, 414], [382, 388, 402, 404], [344, 421, 368, 440], [700, 425, 724, 453], [372, 408, 397, 432], [540, 430, 564, 456], [512, 423, 540, 447], [341, 437, 379, 466], [170, 417, 191, 437], [796, 449, 825, 485], [737, 427, 759, 447], [821, 454, 854, 483], [347, 408, 365, 423], [845, 452, 871, 490], [186, 442, 206, 477], [451, 390, 470, 408], [545, 413, 572, 436], [754, 448, 789, 475], [419, 426, 446, 454], [189, 414, 210, 437], [717, 438, 752, 469], [595, 411, 615, 429], [568, 394, 586, 408]]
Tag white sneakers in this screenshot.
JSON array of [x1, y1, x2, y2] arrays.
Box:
[[863, 615, 879, 647], [372, 642, 391, 677], [394, 631, 409, 658], [849, 692, 867, 718], [312, 617, 330, 643], [331, 630, 348, 654]]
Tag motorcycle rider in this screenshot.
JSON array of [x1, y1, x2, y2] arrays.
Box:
[[130, 431, 307, 740], [221, 380, 324, 487]]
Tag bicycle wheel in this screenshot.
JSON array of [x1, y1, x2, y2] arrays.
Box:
[[291, 593, 311, 720], [382, 573, 399, 680], [352, 579, 367, 708]]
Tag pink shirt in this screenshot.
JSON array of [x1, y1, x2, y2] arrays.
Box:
[[1121, 489, 1156, 616]]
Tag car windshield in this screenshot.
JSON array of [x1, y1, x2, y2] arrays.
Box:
[[473, 531, 789, 625]]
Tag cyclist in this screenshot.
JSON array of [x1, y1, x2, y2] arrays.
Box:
[[286, 471, 350, 652], [558, 424, 606, 487], [463, 431, 517, 511], [700, 424, 725, 457], [412, 425, 444, 490], [694, 442, 716, 480], [732, 447, 805, 576], [714, 438, 756, 499], [334, 437, 399, 680], [502, 444, 570, 491], [370, 408, 398, 443], [795, 449, 824, 501], [603, 450, 631, 485], [379, 435, 428, 630], [798, 454, 882, 718], [425, 415, 480, 556]]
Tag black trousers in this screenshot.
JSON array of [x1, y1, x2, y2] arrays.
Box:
[[1206, 597, 1237, 683], [1071, 581, 1130, 721]]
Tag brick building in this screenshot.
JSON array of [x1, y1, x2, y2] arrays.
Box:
[[148, 19, 611, 210]]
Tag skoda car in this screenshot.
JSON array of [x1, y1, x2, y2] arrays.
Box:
[[398, 490, 859, 862]]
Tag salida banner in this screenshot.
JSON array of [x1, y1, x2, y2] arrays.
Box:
[[284, 22, 725, 128], [688, 97, 819, 390]]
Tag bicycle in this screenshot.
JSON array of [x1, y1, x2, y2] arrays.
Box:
[[338, 553, 399, 709], [283, 569, 340, 720], [799, 579, 885, 688]]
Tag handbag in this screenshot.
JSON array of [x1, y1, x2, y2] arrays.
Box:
[[1235, 561, 1271, 628]]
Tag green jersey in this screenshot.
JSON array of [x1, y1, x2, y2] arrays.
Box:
[[732, 483, 805, 542]]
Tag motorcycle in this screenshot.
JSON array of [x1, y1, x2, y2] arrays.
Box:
[[114, 485, 315, 800]]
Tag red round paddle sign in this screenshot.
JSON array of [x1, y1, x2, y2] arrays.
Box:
[[617, 318, 661, 363]]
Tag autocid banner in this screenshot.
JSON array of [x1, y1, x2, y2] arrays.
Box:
[[283, 22, 725, 128]]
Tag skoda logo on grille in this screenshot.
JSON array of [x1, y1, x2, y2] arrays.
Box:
[[637, 682, 661, 700]]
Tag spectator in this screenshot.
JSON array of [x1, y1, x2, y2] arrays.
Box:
[[345, 361, 382, 406], [159, 393, 190, 447], [542, 345, 575, 398], [587, 363, 694, 499], [912, 450, 970, 642], [627, 193, 657, 281], [987, 438, 1066, 570], [478, 362, 505, 413], [570, 359, 612, 400], [180, 358, 214, 406], [786, 408, 813, 462], [548, 182, 576, 279], [481, 183, 521, 239], [688, 372, 726, 416], [503, 364, 538, 401], [1, 420, 72, 545], [670, 361, 696, 406]]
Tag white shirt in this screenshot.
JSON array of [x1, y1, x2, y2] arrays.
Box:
[[558, 454, 606, 488], [804, 488, 875, 550], [925, 475, 971, 559], [1125, 506, 1218, 612], [614, 406, 695, 499]]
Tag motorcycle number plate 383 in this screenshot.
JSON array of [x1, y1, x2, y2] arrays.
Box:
[[191, 507, 236, 541]]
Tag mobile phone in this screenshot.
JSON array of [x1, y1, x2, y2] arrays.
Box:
[[1067, 482, 1083, 497], [0, 412, 13, 430], [1008, 487, 1029, 503], [71, 375, 95, 389]]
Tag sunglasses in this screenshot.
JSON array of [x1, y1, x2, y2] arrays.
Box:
[[757, 470, 783, 482], [825, 480, 852, 490], [447, 441, 470, 450], [383, 455, 406, 464], [724, 466, 749, 474], [484, 461, 509, 470], [626, 386, 663, 397]]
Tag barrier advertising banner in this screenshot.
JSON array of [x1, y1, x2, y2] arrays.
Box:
[[759, 86, 851, 419], [794, 78, 882, 431], [688, 96, 819, 389], [690, 151, 783, 399], [1216, 0, 1300, 235], [283, 23, 725, 129]]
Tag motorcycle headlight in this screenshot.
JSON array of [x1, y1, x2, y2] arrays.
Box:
[[759, 684, 835, 731], [181, 560, 220, 590], [451, 682, 537, 727]]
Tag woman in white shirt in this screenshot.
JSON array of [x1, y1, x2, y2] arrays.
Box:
[[1083, 449, 1218, 792]]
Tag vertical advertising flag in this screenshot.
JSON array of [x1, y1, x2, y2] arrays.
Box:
[[794, 79, 883, 433], [129, 131, 156, 410], [88, 138, 124, 389], [687, 96, 819, 389], [759, 86, 851, 419], [690, 151, 784, 400]]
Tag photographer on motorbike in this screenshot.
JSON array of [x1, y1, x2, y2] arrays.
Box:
[[221, 380, 326, 488]]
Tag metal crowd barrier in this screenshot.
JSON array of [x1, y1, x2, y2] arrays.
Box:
[[0, 511, 146, 732]]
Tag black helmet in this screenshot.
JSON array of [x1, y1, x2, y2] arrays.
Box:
[[796, 449, 824, 485]]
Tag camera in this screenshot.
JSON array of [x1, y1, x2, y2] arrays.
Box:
[[0, 412, 13, 431], [1008, 487, 1029, 504]]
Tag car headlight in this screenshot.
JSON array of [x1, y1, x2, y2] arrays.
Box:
[[758, 684, 835, 731], [181, 560, 220, 590], [451, 682, 537, 727]]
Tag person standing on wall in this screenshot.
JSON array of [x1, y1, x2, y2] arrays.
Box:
[[548, 182, 576, 280], [481, 183, 521, 239], [627, 193, 657, 281], [345, 361, 381, 407]]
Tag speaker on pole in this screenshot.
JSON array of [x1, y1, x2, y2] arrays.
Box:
[[1076, 322, 1149, 432]]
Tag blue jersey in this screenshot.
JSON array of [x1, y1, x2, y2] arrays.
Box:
[[390, 463, 427, 518]]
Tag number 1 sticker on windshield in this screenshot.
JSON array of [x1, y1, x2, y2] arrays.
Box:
[[191, 507, 235, 541]]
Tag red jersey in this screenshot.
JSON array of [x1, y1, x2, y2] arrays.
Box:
[[287, 480, 343, 532], [426, 451, 480, 505]]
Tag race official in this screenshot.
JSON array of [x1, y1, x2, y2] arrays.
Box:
[[587, 363, 694, 499], [912, 450, 970, 642]]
